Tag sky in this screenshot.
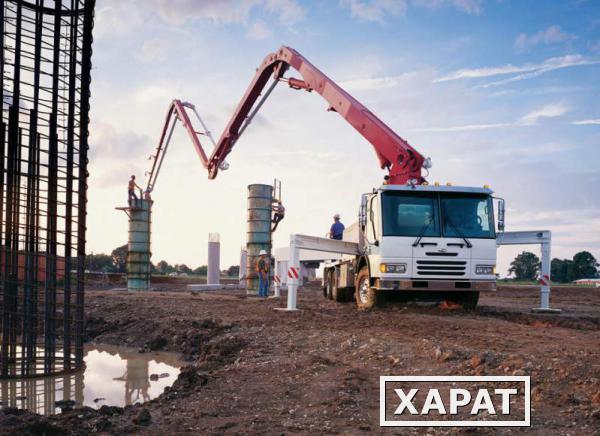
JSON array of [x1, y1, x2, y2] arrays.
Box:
[[88, 0, 600, 276]]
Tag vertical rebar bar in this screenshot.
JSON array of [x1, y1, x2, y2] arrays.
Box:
[[0, 0, 95, 378]]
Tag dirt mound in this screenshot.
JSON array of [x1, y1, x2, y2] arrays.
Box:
[[197, 335, 246, 371]]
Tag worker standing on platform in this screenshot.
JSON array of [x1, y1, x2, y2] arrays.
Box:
[[256, 250, 270, 297], [329, 214, 345, 240], [128, 175, 142, 207], [271, 201, 285, 232]]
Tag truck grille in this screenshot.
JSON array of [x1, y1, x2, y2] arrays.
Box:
[[416, 260, 466, 276]]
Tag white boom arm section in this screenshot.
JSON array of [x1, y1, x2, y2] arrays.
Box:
[[278, 234, 360, 311], [497, 230, 559, 313]]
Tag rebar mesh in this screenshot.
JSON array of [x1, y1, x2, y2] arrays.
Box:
[[0, 0, 94, 378]]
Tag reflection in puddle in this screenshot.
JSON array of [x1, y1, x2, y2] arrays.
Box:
[[0, 343, 182, 415]]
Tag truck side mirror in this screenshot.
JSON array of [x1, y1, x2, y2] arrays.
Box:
[[496, 198, 505, 232], [359, 194, 368, 230]]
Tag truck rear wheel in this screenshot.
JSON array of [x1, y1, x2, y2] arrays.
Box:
[[331, 271, 346, 303], [354, 267, 382, 310], [324, 269, 334, 300]]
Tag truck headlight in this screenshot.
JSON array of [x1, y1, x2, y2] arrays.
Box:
[[380, 263, 407, 273], [476, 265, 495, 275]]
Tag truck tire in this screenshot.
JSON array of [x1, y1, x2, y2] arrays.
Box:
[[449, 291, 479, 310], [461, 291, 479, 311], [331, 272, 345, 303], [324, 269, 334, 300], [354, 267, 382, 310]]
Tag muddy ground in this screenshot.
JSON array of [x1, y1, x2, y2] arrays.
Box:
[[1, 284, 599, 435]]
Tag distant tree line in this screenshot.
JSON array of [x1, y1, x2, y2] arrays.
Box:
[[551, 252, 599, 283], [86, 244, 240, 276], [508, 250, 599, 282]]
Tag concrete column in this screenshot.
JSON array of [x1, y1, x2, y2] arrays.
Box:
[[207, 233, 220, 285]]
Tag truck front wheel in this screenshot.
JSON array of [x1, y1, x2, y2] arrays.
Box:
[[355, 267, 381, 310], [452, 291, 479, 311]]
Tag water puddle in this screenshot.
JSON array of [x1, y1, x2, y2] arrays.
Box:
[[0, 343, 183, 415]]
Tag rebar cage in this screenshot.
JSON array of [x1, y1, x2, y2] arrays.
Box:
[[0, 0, 94, 378]]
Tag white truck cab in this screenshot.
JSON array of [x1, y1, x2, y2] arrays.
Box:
[[324, 184, 505, 310]]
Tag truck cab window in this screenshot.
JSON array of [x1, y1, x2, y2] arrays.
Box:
[[382, 192, 440, 237], [440, 194, 495, 239]]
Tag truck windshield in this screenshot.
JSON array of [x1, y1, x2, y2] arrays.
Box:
[[381, 192, 440, 237], [441, 193, 495, 239], [381, 191, 495, 238]]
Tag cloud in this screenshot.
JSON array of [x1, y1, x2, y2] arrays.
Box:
[[148, 0, 254, 25], [339, 0, 481, 23], [246, 20, 273, 39], [339, 0, 407, 23], [412, 0, 482, 15], [435, 54, 600, 87], [413, 103, 569, 132], [413, 122, 514, 132], [89, 121, 151, 162], [94, 3, 145, 38], [265, 0, 306, 25], [340, 72, 416, 91], [134, 86, 175, 104], [571, 119, 600, 125], [147, 0, 304, 26], [519, 103, 569, 125], [137, 38, 171, 63], [515, 25, 575, 50], [94, 0, 305, 40]]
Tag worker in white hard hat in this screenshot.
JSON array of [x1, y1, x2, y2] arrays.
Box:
[[256, 249, 270, 297], [329, 214, 345, 240]]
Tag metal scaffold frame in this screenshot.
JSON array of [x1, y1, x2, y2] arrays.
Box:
[[0, 0, 95, 378]]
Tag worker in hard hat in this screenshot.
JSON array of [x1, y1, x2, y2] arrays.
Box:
[[256, 249, 270, 297], [271, 200, 285, 232], [128, 175, 142, 207], [329, 214, 345, 240]]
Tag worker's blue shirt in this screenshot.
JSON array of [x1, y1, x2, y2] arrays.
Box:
[[331, 221, 345, 240]]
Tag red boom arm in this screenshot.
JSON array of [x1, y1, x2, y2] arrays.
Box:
[[207, 46, 426, 185], [146, 46, 427, 190]]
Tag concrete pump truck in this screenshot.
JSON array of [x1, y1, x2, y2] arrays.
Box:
[[147, 46, 505, 310]]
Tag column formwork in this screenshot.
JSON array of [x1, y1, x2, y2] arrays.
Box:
[[126, 199, 152, 292], [246, 184, 273, 294]]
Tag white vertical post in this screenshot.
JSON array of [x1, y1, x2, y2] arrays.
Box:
[[286, 235, 299, 310], [273, 259, 281, 297], [539, 239, 551, 310], [239, 247, 247, 288]]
